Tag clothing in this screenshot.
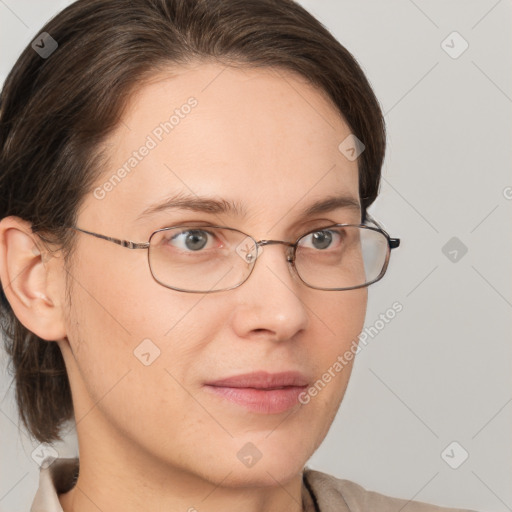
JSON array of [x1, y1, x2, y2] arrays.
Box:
[[31, 457, 478, 512]]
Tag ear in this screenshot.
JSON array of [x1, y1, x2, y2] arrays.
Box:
[[0, 216, 67, 341]]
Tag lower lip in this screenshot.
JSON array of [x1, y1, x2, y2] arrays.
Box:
[[203, 385, 307, 414]]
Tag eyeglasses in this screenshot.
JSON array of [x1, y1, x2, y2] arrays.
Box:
[[68, 218, 400, 293]]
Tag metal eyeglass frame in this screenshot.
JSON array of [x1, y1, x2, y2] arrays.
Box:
[[67, 215, 400, 293]]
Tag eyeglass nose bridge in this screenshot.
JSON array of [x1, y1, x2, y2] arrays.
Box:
[[252, 239, 297, 263]]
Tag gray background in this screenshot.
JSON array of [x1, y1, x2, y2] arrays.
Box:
[[1, 1, 511, 511]]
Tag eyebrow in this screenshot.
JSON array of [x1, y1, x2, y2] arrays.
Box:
[[135, 193, 247, 221], [135, 192, 361, 222]]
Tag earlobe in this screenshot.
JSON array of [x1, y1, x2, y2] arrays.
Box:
[[0, 216, 67, 341]]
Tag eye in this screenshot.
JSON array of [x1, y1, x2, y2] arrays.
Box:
[[168, 229, 218, 252], [299, 229, 342, 250]]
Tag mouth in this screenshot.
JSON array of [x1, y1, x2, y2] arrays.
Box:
[[203, 371, 309, 414]]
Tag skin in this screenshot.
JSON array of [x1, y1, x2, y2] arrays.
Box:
[[0, 61, 367, 512]]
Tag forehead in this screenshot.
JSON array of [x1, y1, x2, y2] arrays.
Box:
[[82, 61, 360, 232]]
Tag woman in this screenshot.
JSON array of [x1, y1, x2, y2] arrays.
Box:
[[0, 1, 477, 511]]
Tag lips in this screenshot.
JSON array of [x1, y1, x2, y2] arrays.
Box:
[[205, 371, 309, 389], [203, 371, 309, 414]]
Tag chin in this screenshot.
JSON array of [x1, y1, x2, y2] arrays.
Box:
[[215, 459, 307, 488], [213, 434, 316, 488]]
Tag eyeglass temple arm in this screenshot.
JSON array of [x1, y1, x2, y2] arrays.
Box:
[[70, 226, 150, 249], [364, 213, 400, 250]]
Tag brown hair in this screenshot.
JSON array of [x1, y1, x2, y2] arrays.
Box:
[[0, 0, 386, 444]]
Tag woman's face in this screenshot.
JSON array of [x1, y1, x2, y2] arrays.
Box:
[[57, 61, 367, 486]]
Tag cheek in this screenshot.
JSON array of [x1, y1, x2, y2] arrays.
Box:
[[303, 288, 367, 406], [313, 287, 367, 356], [63, 257, 229, 407], [63, 277, 215, 448], [67, 250, 208, 350]]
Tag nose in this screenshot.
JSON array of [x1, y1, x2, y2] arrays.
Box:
[[229, 242, 309, 342]]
